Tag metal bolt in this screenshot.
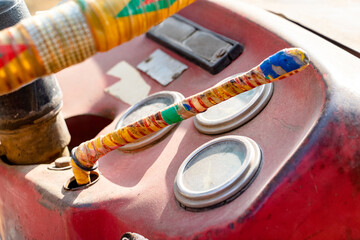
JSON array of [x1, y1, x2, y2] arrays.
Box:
[[55, 156, 71, 168]]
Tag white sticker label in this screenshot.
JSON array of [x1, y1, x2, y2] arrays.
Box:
[[105, 61, 151, 105]]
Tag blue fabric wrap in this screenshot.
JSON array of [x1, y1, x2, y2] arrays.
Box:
[[260, 51, 302, 79]]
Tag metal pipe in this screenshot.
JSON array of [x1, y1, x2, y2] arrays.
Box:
[[70, 48, 310, 185]]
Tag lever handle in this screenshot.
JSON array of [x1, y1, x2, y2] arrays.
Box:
[[71, 48, 310, 185]]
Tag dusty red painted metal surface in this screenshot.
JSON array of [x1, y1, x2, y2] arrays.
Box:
[[1, 0, 360, 239]]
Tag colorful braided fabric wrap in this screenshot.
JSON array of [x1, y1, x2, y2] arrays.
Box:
[[0, 0, 196, 95]]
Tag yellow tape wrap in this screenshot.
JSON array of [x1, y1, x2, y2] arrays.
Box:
[[71, 158, 91, 186]]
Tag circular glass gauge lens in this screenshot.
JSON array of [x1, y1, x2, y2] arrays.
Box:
[[174, 135, 262, 210], [116, 91, 184, 151], [194, 80, 273, 134]]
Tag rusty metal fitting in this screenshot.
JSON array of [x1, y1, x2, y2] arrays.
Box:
[[0, 0, 70, 165], [47, 156, 72, 171]]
